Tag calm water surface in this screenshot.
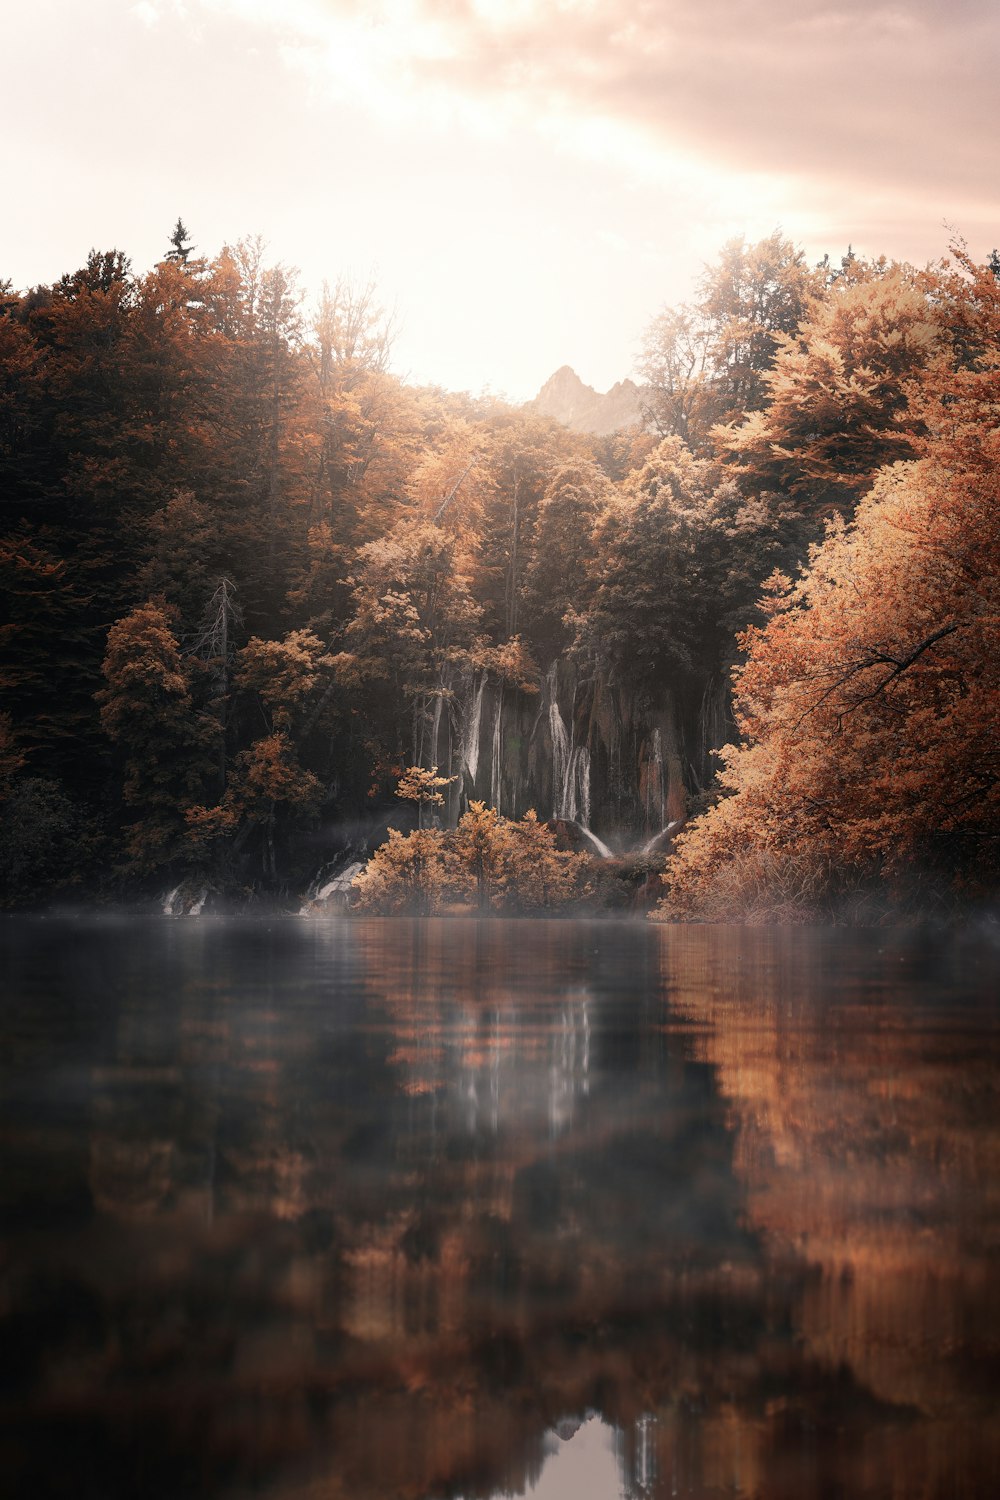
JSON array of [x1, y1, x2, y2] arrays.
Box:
[[1, 916, 999, 1499]]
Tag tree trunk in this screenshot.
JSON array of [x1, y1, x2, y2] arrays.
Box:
[[265, 802, 277, 882]]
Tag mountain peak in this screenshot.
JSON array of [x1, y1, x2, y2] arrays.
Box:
[[529, 365, 643, 435]]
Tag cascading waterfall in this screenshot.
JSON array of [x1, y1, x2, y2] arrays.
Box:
[[577, 821, 614, 859], [490, 691, 503, 815], [635, 1413, 657, 1494], [575, 746, 591, 829], [298, 847, 367, 912], [640, 819, 683, 856], [549, 680, 594, 828], [549, 694, 573, 819], [452, 655, 720, 844], [162, 883, 208, 916], [463, 671, 487, 786]]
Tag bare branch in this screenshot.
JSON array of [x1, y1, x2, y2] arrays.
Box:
[[434, 462, 475, 524], [792, 622, 961, 729]]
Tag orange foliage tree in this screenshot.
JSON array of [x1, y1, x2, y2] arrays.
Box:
[[659, 254, 1000, 921], [716, 264, 939, 518], [352, 802, 590, 914], [97, 601, 218, 873], [395, 764, 457, 827]]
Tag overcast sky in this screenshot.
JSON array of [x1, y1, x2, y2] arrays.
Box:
[[4, 0, 998, 400]]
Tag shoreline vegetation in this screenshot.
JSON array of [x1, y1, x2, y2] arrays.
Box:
[[2, 228, 999, 923]]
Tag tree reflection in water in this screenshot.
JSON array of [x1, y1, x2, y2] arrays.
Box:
[[0, 916, 998, 1499]]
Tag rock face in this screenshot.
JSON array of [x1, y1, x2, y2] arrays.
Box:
[[529, 365, 645, 435], [408, 657, 729, 854]]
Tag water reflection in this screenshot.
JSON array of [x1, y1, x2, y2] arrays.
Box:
[[656, 925, 1000, 1499], [1, 916, 998, 1498]]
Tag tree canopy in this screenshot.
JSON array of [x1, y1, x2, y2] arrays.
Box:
[[658, 252, 1000, 921], [1, 226, 997, 919]]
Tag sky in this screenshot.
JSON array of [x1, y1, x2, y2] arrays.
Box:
[[4, 0, 998, 401]]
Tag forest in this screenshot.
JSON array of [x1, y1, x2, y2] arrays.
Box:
[[2, 223, 998, 920]]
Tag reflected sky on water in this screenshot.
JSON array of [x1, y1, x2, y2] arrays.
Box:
[[1, 915, 999, 1499]]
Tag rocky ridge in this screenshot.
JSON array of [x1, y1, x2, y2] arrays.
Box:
[[528, 364, 645, 435]]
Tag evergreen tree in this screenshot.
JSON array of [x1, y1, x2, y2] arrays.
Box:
[[166, 217, 195, 263]]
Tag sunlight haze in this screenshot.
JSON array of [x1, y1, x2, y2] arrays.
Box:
[[5, 0, 998, 399]]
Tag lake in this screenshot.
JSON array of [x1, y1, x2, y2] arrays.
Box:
[[1, 915, 999, 1499]]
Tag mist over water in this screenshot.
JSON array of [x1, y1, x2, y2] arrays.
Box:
[[1, 916, 999, 1498]]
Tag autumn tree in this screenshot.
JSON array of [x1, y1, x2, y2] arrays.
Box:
[[476, 411, 573, 640], [572, 438, 797, 704], [350, 826, 449, 914], [312, 274, 394, 390], [589, 426, 659, 484], [396, 764, 456, 827], [183, 238, 312, 630], [450, 802, 588, 912], [139, 491, 231, 631], [659, 252, 1000, 920], [214, 629, 337, 878], [639, 232, 822, 447], [522, 459, 614, 658], [32, 250, 139, 526], [351, 802, 588, 914], [638, 304, 715, 447], [0, 284, 45, 502], [717, 264, 939, 517], [97, 602, 218, 874], [489, 807, 591, 912], [128, 254, 219, 497], [190, 575, 243, 792], [297, 274, 414, 600], [343, 517, 482, 778], [701, 231, 823, 422], [224, 732, 323, 881]]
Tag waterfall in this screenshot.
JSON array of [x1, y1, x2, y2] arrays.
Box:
[[574, 823, 614, 859], [490, 691, 503, 814], [640, 819, 684, 856], [547, 992, 594, 1135], [549, 700, 593, 828], [162, 883, 208, 916], [298, 847, 367, 912], [576, 745, 591, 829], [312, 863, 364, 906], [549, 695, 573, 819], [463, 671, 487, 786], [636, 1413, 656, 1493]]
